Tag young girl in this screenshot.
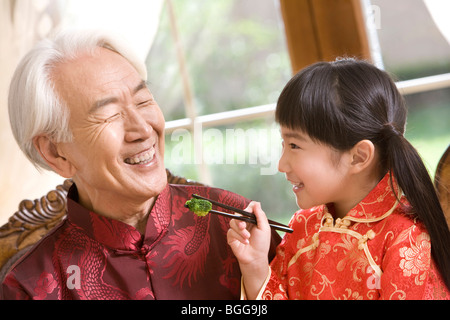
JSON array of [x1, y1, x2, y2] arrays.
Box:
[[228, 58, 450, 300]]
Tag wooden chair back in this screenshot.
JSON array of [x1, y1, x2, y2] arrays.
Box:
[[435, 145, 450, 229]]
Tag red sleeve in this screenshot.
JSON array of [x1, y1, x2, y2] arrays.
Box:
[[260, 247, 289, 300], [260, 212, 304, 300], [1, 273, 32, 300]]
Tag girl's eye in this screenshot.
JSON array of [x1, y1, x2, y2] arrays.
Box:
[[281, 140, 301, 150]]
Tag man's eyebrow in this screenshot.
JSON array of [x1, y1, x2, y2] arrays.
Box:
[[90, 81, 149, 113], [133, 80, 148, 94], [90, 97, 119, 113]]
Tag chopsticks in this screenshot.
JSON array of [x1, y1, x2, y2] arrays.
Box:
[[190, 194, 293, 233]]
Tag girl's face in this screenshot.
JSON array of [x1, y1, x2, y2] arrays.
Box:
[[278, 126, 352, 211]]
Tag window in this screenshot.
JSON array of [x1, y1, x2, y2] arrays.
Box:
[[146, 0, 290, 121], [371, 0, 450, 174], [147, 0, 297, 223]]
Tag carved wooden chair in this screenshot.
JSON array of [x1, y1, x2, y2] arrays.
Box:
[[435, 144, 450, 229], [0, 169, 204, 283]]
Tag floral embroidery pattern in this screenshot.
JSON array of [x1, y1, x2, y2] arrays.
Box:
[[34, 272, 57, 300], [399, 232, 431, 285]]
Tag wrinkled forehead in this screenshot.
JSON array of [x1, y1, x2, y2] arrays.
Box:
[[51, 47, 145, 111]]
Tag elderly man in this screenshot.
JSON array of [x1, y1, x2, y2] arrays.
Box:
[[1, 30, 280, 300]]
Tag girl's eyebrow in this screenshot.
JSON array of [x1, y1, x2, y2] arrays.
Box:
[[281, 131, 308, 142]]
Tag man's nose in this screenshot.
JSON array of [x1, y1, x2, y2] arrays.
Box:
[[124, 108, 152, 142]]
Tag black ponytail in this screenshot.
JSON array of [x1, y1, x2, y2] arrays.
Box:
[[276, 58, 450, 290], [385, 129, 450, 289]]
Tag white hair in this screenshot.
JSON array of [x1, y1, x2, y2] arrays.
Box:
[[8, 29, 148, 171]]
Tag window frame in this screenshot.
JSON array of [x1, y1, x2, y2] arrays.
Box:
[[162, 0, 450, 183]]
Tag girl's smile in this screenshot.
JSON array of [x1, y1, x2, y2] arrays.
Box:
[[287, 179, 305, 194]]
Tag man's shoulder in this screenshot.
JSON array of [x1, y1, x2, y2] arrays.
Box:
[[2, 219, 69, 281]]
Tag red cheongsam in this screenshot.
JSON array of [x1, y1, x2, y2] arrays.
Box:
[[253, 174, 449, 300]]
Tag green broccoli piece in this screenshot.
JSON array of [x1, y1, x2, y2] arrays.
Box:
[[185, 198, 212, 217]]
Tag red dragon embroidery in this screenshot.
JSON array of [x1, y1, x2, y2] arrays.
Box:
[[161, 187, 247, 292], [51, 224, 153, 300]]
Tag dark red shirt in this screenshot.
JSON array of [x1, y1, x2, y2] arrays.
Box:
[[1, 183, 280, 300]]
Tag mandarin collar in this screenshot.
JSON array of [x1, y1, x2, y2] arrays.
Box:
[[323, 172, 405, 225], [66, 183, 171, 251]]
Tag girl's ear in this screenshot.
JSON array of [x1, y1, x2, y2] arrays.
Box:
[[349, 140, 376, 173], [33, 135, 76, 178]]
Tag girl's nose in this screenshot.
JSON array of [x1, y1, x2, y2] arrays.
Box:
[[278, 146, 290, 173]]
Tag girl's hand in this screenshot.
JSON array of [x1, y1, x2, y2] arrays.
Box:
[[227, 201, 271, 299]]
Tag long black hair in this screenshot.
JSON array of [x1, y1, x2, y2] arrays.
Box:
[[275, 58, 450, 290]]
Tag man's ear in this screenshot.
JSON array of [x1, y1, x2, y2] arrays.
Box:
[[33, 135, 76, 178], [349, 140, 376, 173]]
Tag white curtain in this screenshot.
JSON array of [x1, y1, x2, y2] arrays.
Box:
[[61, 0, 164, 62], [424, 0, 450, 45], [0, 0, 163, 225], [0, 0, 64, 226]]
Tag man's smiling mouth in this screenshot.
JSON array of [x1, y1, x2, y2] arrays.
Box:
[[124, 147, 155, 165]]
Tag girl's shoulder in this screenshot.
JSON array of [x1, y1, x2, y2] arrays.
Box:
[[378, 199, 431, 250], [382, 198, 426, 234]]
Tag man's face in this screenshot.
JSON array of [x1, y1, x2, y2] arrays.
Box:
[[53, 47, 167, 207]]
